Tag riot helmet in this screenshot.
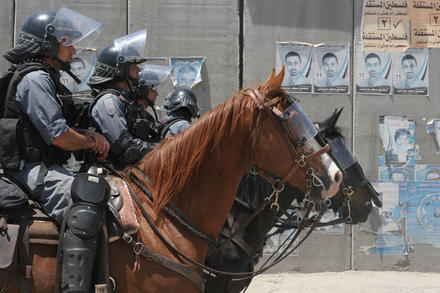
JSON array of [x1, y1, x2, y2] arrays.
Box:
[[164, 88, 199, 119], [88, 29, 147, 86], [4, 7, 102, 83], [132, 64, 170, 106]]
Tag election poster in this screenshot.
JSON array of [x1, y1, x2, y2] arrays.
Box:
[[276, 42, 313, 93], [410, 0, 440, 48], [170, 56, 205, 88], [356, 43, 392, 94], [60, 49, 96, 94], [362, 0, 410, 51], [312, 43, 350, 94], [391, 48, 429, 95]]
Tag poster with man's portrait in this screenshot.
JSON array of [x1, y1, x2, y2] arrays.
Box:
[[170, 57, 205, 88], [60, 49, 96, 94], [379, 116, 416, 165], [312, 43, 350, 94], [356, 43, 391, 95], [276, 42, 313, 93], [391, 48, 429, 96]]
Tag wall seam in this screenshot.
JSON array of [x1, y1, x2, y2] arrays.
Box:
[[350, 0, 357, 271], [238, 0, 244, 90], [126, 0, 130, 34], [12, 0, 17, 46]]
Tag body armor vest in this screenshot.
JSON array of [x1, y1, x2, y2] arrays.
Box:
[[0, 60, 72, 170], [91, 88, 156, 141]]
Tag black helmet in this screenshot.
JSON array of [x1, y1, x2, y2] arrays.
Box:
[[164, 89, 199, 118], [88, 29, 147, 87], [4, 7, 102, 65]]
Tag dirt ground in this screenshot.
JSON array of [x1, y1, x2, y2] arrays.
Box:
[[246, 271, 440, 293]]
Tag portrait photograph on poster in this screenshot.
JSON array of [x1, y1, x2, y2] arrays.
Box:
[[60, 49, 96, 94], [276, 42, 313, 93], [392, 48, 429, 96], [312, 43, 350, 94], [356, 43, 391, 95], [170, 56, 205, 88], [379, 116, 416, 165]]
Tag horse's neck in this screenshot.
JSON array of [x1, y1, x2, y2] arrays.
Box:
[[142, 100, 257, 237], [177, 128, 251, 236]]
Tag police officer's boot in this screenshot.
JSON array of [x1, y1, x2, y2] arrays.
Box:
[[61, 174, 110, 293]]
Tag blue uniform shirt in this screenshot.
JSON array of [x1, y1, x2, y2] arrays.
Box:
[[16, 70, 70, 144], [91, 88, 147, 149], [8, 69, 73, 224], [164, 112, 191, 138]]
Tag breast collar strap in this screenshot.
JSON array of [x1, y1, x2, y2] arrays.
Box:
[[246, 88, 331, 188]]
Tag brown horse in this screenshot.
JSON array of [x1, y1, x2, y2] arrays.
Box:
[[5, 67, 342, 293]]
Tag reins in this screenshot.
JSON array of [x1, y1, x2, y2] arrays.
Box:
[[108, 88, 339, 289]]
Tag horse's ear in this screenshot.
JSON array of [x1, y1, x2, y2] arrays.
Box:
[[264, 65, 285, 90], [327, 107, 343, 129], [265, 68, 276, 83]]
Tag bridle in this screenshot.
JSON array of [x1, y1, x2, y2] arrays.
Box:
[[339, 162, 382, 223], [105, 88, 343, 291], [246, 88, 333, 208]]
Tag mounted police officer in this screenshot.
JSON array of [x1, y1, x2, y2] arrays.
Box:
[[161, 88, 199, 138], [131, 63, 171, 136], [88, 30, 169, 168], [1, 7, 110, 292]]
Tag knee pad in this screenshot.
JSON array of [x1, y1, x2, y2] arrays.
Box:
[[71, 173, 110, 207], [66, 204, 102, 239]]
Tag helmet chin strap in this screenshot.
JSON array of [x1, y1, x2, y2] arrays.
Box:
[[54, 57, 81, 84]]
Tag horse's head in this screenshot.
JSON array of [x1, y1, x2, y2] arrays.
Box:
[[318, 108, 382, 224], [248, 66, 343, 201]]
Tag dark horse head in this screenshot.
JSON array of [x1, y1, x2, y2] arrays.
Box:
[[317, 108, 382, 224], [204, 108, 382, 293]]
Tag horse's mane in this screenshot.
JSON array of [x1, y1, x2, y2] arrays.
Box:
[[134, 85, 286, 213]]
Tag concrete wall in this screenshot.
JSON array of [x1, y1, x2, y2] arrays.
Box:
[[1, 0, 439, 273]]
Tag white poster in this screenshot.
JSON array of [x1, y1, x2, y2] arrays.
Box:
[[276, 42, 313, 93], [312, 43, 350, 94], [356, 43, 392, 95], [60, 49, 96, 94], [391, 48, 429, 95], [379, 116, 416, 165], [170, 56, 205, 88]]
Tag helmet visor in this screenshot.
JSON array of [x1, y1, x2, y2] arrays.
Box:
[[114, 29, 147, 63], [139, 64, 171, 89], [328, 136, 356, 169], [284, 102, 318, 143], [48, 7, 103, 47]]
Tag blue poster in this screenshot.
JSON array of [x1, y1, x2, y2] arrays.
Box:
[[360, 182, 408, 255], [379, 165, 415, 181], [406, 182, 440, 247]]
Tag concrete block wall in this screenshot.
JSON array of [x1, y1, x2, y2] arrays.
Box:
[[1, 0, 439, 272]]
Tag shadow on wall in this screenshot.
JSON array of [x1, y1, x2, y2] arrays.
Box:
[[246, 0, 353, 31]]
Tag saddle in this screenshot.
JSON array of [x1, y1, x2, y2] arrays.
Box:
[[0, 174, 139, 292]]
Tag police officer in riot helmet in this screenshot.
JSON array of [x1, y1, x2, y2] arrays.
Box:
[[131, 64, 172, 141], [1, 8, 110, 292], [162, 88, 199, 138], [88, 29, 160, 168]]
